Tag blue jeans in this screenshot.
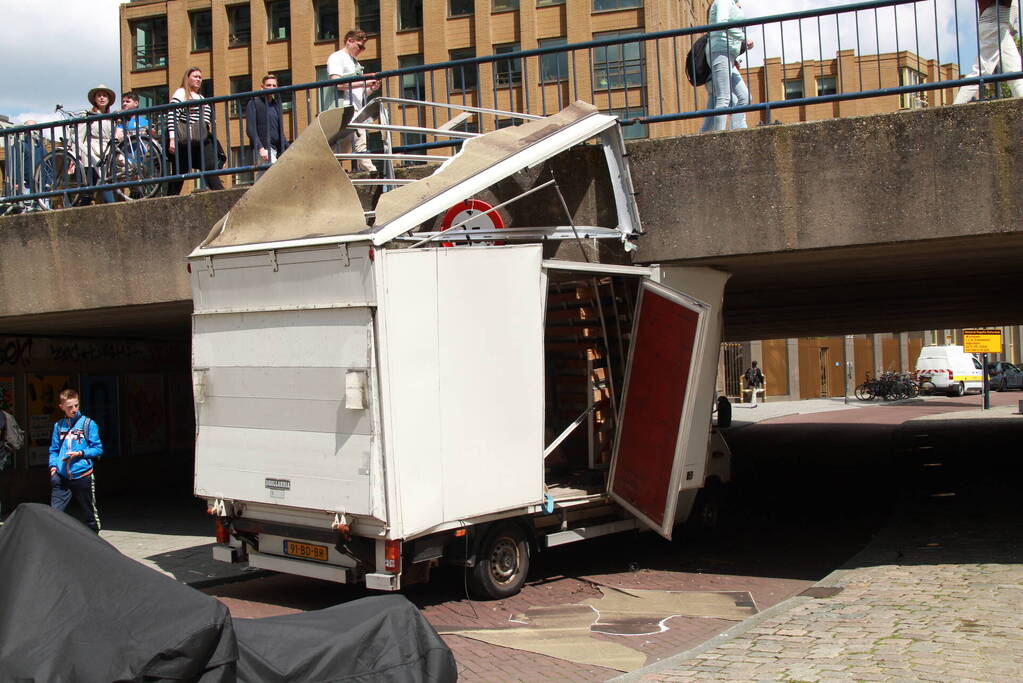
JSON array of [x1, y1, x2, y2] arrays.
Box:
[[700, 53, 750, 133], [50, 472, 101, 532]]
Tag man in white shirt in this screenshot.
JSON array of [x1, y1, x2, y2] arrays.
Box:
[[327, 30, 380, 173], [954, 0, 1023, 103]]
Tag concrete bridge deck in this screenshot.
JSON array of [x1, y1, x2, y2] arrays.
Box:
[[1, 98, 1020, 341]]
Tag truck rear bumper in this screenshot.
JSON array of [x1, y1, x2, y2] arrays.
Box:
[[247, 550, 351, 584]]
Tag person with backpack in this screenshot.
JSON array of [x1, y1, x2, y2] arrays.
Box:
[[48, 389, 103, 533], [700, 0, 754, 133], [743, 361, 765, 407]]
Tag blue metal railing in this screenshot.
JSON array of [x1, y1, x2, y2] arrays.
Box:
[[3, 0, 1021, 211]]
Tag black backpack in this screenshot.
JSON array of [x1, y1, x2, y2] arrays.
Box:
[[684, 34, 711, 87]]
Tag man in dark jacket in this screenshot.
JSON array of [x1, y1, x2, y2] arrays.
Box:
[[245, 74, 289, 174]]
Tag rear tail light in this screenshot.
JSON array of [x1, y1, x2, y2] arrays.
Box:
[[947, 369, 954, 380], [384, 539, 402, 574], [215, 518, 230, 544]]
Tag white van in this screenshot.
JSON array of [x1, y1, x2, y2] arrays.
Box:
[[915, 345, 983, 396]]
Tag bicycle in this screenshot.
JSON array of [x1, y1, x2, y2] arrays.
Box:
[[33, 105, 166, 209]]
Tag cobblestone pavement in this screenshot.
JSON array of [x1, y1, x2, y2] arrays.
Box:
[[620, 403, 1023, 682]]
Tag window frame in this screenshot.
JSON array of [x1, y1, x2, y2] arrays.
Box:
[[399, 54, 426, 100], [783, 78, 804, 100], [315, 0, 339, 42], [190, 10, 213, 52], [130, 16, 168, 71], [355, 0, 381, 35], [449, 0, 474, 17], [398, 0, 424, 30], [492, 0, 519, 11], [494, 43, 523, 88], [227, 4, 251, 46], [266, 0, 291, 42], [540, 37, 569, 83], [592, 31, 645, 91], [592, 0, 642, 11], [449, 48, 478, 93], [229, 75, 253, 118], [815, 76, 837, 97]]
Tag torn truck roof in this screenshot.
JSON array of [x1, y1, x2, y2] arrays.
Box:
[[193, 100, 640, 256]]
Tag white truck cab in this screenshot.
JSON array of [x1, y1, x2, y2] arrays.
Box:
[[189, 101, 731, 598]]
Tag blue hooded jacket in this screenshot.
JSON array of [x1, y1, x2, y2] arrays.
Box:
[[48, 414, 103, 479]]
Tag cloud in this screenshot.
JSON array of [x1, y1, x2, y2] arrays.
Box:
[[0, 0, 123, 122]]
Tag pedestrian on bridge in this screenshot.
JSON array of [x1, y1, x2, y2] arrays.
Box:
[[954, 0, 1023, 103], [700, 0, 753, 133]]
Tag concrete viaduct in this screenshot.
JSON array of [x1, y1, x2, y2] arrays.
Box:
[[2, 97, 1022, 343]]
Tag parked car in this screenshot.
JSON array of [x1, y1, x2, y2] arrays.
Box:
[[986, 362, 1023, 391]]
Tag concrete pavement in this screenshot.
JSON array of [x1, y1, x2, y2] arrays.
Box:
[[619, 394, 1023, 682]]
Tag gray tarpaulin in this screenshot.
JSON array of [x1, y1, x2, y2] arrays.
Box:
[[0, 504, 456, 683]]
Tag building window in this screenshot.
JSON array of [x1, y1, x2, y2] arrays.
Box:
[[274, 70, 294, 111], [229, 75, 252, 117], [232, 145, 254, 185], [449, 48, 478, 92], [593, 0, 641, 9], [399, 54, 425, 100], [131, 17, 168, 70], [200, 78, 215, 99], [540, 37, 568, 83], [494, 43, 522, 87], [449, 0, 473, 16], [493, 0, 518, 10], [355, 0, 380, 34], [608, 106, 647, 139], [900, 67, 926, 109], [267, 0, 290, 41], [316, 65, 340, 111], [400, 131, 426, 163], [316, 0, 339, 41], [537, 0, 565, 6], [593, 31, 644, 90], [783, 78, 804, 100], [190, 10, 212, 52], [816, 76, 837, 96], [134, 86, 169, 111], [399, 0, 423, 30], [227, 5, 251, 46]]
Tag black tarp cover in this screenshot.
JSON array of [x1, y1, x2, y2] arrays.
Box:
[[0, 505, 456, 683]]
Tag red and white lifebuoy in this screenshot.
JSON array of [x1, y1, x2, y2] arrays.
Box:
[[440, 199, 505, 247]]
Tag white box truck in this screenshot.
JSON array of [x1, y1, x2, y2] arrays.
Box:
[[915, 345, 983, 396], [189, 101, 732, 598]]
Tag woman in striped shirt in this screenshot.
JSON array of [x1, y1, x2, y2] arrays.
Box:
[[166, 67, 225, 194]]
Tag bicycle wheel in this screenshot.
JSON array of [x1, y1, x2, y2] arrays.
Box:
[[35, 150, 85, 209], [855, 383, 874, 401], [919, 380, 936, 396], [108, 137, 165, 200]]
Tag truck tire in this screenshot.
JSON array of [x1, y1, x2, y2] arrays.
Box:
[[949, 381, 965, 397], [686, 481, 725, 536], [469, 522, 530, 600]]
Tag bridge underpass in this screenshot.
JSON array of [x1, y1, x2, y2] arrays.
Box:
[[0, 97, 1021, 512], [2, 97, 1021, 342]]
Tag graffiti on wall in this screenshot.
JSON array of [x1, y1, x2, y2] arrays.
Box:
[[81, 375, 120, 459], [49, 341, 145, 364], [124, 374, 167, 455], [27, 374, 70, 466], [0, 375, 14, 413], [1, 338, 33, 367]]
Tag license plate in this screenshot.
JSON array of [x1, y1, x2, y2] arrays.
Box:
[[283, 540, 329, 562]]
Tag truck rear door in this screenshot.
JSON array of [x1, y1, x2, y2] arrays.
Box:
[[607, 279, 711, 540]]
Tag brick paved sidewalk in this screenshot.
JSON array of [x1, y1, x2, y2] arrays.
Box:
[[617, 412, 1023, 683]]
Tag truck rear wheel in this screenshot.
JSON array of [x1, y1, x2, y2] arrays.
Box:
[[469, 523, 530, 599], [949, 381, 965, 397]]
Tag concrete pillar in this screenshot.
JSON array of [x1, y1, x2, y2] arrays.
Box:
[[844, 334, 855, 397], [750, 339, 763, 366], [872, 333, 883, 376], [898, 332, 909, 372], [786, 338, 800, 400]]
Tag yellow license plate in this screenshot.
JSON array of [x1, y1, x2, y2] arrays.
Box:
[[283, 540, 329, 562]]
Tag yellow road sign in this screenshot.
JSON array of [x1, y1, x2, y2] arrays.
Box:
[[963, 329, 1003, 354]]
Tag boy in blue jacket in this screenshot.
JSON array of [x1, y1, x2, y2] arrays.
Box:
[[49, 389, 103, 532]]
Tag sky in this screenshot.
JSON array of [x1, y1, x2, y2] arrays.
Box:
[[0, 0, 985, 124]]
